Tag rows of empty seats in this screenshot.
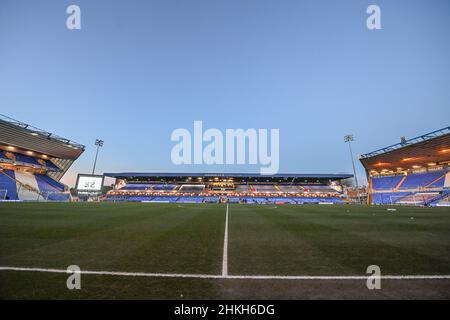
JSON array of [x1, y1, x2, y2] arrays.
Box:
[[119, 184, 176, 191], [277, 185, 301, 192], [372, 169, 448, 192], [0, 150, 60, 171], [151, 184, 176, 191], [235, 185, 250, 192], [35, 174, 69, 201], [250, 185, 279, 193], [302, 185, 338, 193], [178, 185, 205, 192], [372, 175, 404, 190], [0, 170, 69, 201], [399, 171, 445, 189], [120, 184, 152, 190], [35, 174, 65, 192]]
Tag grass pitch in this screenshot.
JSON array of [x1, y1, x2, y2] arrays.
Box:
[[0, 202, 449, 299]]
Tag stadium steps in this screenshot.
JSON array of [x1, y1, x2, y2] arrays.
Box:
[[425, 174, 446, 188], [1, 170, 45, 201], [394, 175, 407, 190]]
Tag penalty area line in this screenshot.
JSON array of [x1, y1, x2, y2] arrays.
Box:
[[1, 267, 450, 280]]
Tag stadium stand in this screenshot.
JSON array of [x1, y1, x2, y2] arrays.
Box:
[[0, 114, 84, 201], [178, 185, 205, 192], [251, 185, 279, 193], [104, 173, 352, 204], [120, 183, 152, 190], [152, 184, 177, 191], [360, 126, 450, 206], [399, 171, 446, 190], [277, 185, 301, 193], [372, 175, 404, 190]]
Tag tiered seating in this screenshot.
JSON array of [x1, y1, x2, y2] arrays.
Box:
[[0, 151, 8, 161], [152, 184, 176, 191], [106, 179, 345, 204], [14, 153, 40, 166], [278, 185, 301, 193], [178, 185, 204, 192], [35, 174, 69, 201], [372, 175, 404, 190], [251, 185, 278, 193], [120, 184, 152, 190], [235, 185, 250, 192], [400, 171, 446, 189], [427, 175, 446, 188], [0, 170, 18, 200], [0, 150, 60, 171], [302, 185, 338, 193], [43, 160, 61, 171], [0, 170, 69, 201], [35, 174, 65, 191]]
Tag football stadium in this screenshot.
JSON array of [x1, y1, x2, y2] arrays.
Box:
[[1, 115, 450, 300]]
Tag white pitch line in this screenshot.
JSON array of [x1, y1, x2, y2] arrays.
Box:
[[222, 203, 229, 276], [1, 266, 450, 280]]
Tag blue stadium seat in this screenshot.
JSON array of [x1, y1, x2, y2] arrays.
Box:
[[372, 192, 411, 205], [0, 170, 18, 200], [120, 184, 152, 190], [372, 175, 404, 190], [35, 174, 65, 192], [400, 171, 446, 189]]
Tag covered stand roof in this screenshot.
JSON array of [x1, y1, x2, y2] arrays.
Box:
[[0, 114, 85, 160], [0, 114, 85, 180], [359, 127, 450, 173]]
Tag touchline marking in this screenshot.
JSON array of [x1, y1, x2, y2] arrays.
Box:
[[1, 267, 450, 280], [222, 203, 229, 276]]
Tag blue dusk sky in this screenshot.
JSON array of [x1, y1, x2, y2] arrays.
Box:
[[0, 0, 449, 187]]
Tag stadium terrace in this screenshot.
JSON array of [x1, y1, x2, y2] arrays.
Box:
[[0, 114, 84, 201], [360, 127, 450, 206], [103, 172, 353, 204]]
